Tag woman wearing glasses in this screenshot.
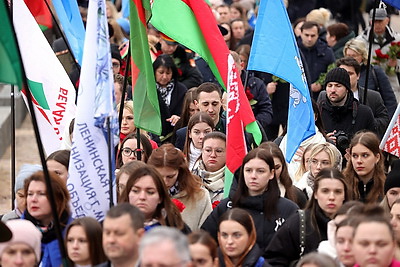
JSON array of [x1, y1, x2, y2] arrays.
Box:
[[201, 147, 298, 254], [192, 132, 227, 204], [295, 142, 342, 199], [116, 132, 153, 168], [148, 144, 212, 230]]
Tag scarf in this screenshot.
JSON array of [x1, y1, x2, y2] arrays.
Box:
[[157, 80, 175, 107], [169, 181, 180, 197], [192, 159, 225, 201], [24, 210, 70, 244], [189, 142, 202, 170]]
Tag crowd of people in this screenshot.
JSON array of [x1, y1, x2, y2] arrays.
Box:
[[3, 0, 400, 267]]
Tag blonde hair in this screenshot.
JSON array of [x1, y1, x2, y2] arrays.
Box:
[[308, 142, 342, 172], [117, 100, 133, 115], [306, 8, 331, 27], [116, 100, 151, 140], [294, 143, 316, 182], [343, 38, 368, 65]]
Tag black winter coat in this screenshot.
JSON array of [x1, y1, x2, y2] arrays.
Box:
[[359, 64, 398, 118], [265, 208, 331, 267], [297, 38, 335, 85], [158, 81, 188, 138], [241, 71, 273, 131], [318, 87, 389, 138], [201, 192, 298, 256], [218, 244, 272, 267], [319, 91, 377, 140]]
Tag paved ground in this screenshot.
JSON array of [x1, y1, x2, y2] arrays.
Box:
[[0, 114, 40, 214]]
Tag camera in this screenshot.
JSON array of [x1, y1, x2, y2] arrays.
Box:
[[334, 130, 349, 154]]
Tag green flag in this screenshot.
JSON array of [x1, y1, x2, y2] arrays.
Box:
[[129, 0, 161, 135], [0, 1, 23, 89]]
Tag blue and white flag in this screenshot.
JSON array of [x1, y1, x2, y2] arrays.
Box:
[[247, 0, 315, 162], [383, 0, 400, 10], [68, 0, 117, 221], [52, 0, 85, 65]]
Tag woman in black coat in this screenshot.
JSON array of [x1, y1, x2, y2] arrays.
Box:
[[264, 168, 350, 266], [153, 54, 187, 142], [201, 148, 298, 255]]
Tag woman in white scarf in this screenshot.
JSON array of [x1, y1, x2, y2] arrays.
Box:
[[192, 132, 226, 203]]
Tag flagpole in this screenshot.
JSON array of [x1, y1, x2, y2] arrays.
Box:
[[10, 1, 68, 259], [23, 80, 69, 267], [10, 85, 16, 210], [107, 116, 114, 208], [8, 0, 16, 210], [42, 0, 81, 85], [118, 47, 131, 129], [363, 0, 380, 104], [136, 128, 142, 161]]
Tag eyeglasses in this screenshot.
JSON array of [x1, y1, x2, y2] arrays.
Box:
[[309, 159, 331, 167], [122, 147, 143, 157], [202, 147, 225, 157], [112, 62, 120, 68]]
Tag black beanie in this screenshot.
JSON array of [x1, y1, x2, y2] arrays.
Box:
[[324, 67, 351, 91], [384, 159, 400, 194]]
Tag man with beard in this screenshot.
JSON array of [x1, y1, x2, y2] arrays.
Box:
[[318, 67, 377, 152]]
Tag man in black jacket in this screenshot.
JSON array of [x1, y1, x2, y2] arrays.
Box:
[[318, 57, 389, 138], [318, 67, 377, 152]]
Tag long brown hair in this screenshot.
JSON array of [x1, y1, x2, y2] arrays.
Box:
[[119, 165, 184, 229], [343, 131, 385, 203], [258, 142, 297, 203], [232, 148, 280, 220], [307, 168, 350, 232], [177, 87, 198, 129], [65, 217, 107, 265], [148, 144, 204, 203], [183, 112, 214, 163], [218, 208, 257, 267]]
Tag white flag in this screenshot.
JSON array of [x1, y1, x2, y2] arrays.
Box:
[[67, 0, 117, 220], [13, 0, 76, 155]]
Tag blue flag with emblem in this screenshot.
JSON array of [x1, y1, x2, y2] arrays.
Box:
[[68, 0, 117, 221], [383, 0, 400, 9], [247, 0, 315, 162]]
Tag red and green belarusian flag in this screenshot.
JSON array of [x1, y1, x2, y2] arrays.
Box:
[[151, 0, 262, 195], [0, 0, 23, 89], [14, 0, 76, 155], [24, 0, 52, 31], [129, 0, 161, 135]]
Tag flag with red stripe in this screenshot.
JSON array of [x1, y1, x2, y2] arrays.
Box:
[[129, 0, 161, 135], [151, 0, 262, 195]]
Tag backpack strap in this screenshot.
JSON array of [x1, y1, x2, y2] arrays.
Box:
[[298, 209, 306, 257]]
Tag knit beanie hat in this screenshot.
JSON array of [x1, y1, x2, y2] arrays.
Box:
[[15, 164, 42, 193], [324, 67, 351, 91], [0, 220, 42, 261], [384, 159, 400, 194]]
